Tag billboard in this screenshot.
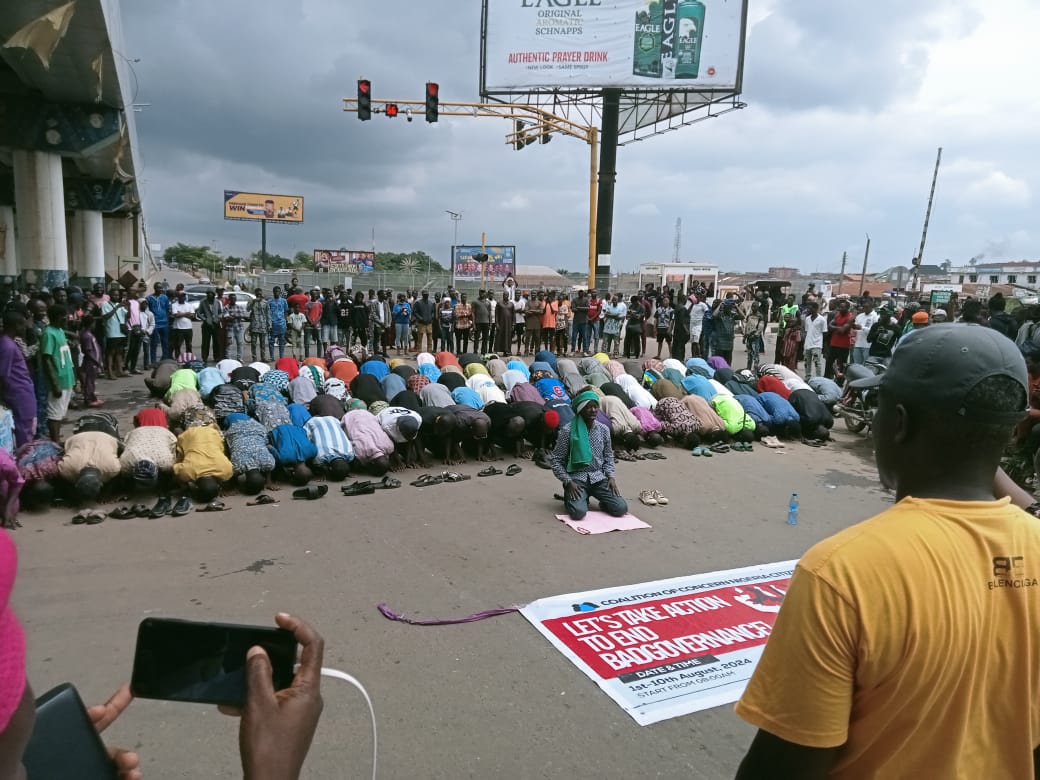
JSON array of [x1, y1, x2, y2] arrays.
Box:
[[453, 245, 516, 283], [224, 191, 304, 224], [313, 250, 374, 274], [482, 0, 746, 93]]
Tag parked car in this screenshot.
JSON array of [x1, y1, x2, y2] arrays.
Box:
[[198, 276, 211, 284], [182, 289, 255, 316], [273, 268, 293, 274]]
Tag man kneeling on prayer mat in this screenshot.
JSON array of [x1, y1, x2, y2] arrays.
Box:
[[550, 390, 628, 521]]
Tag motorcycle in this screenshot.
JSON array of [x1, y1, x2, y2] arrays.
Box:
[[838, 358, 888, 434]]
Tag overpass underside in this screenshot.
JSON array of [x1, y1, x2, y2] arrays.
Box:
[[0, 0, 147, 290]]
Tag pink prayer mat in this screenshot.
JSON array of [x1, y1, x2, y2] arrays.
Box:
[[556, 511, 651, 535]]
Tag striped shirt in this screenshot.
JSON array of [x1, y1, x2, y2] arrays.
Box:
[[550, 420, 615, 485], [304, 416, 355, 464]]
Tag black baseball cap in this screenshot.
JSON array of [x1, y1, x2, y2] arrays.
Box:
[[877, 324, 1027, 423]]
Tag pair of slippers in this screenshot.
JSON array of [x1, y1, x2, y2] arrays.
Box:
[[731, 442, 754, 452], [247, 494, 280, 506], [148, 496, 193, 518], [761, 436, 785, 449], [109, 504, 152, 519], [477, 464, 523, 477], [341, 476, 401, 496], [634, 452, 667, 461], [802, 438, 828, 448], [410, 472, 471, 487], [71, 509, 107, 525]]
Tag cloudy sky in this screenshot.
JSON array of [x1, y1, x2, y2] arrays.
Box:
[[122, 0, 1038, 275]]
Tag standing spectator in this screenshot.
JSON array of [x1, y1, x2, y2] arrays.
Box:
[[601, 294, 626, 358], [774, 293, 799, 363], [247, 288, 271, 362], [303, 287, 323, 357], [571, 291, 590, 355], [77, 313, 104, 409], [169, 289, 195, 358], [320, 287, 338, 349], [124, 290, 146, 375], [779, 308, 803, 372], [688, 295, 709, 358], [0, 310, 38, 446], [867, 308, 901, 359], [368, 290, 389, 356], [541, 292, 558, 352], [27, 300, 47, 441], [287, 302, 306, 360], [524, 292, 545, 357], [134, 299, 155, 374], [99, 288, 128, 379], [712, 298, 743, 366], [472, 290, 492, 354], [987, 293, 1018, 340], [852, 298, 878, 365], [555, 294, 571, 357], [392, 294, 412, 355], [350, 291, 369, 350], [825, 299, 854, 379], [40, 305, 75, 442], [802, 301, 828, 379], [197, 290, 225, 364], [624, 295, 645, 359], [587, 290, 603, 355], [454, 294, 474, 354], [223, 293, 245, 362], [742, 300, 766, 372], [146, 282, 170, 364], [494, 292, 514, 355], [512, 292, 527, 355], [268, 286, 289, 360], [653, 296, 674, 361], [412, 291, 435, 353]]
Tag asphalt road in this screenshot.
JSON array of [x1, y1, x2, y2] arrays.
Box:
[[12, 360, 890, 779]]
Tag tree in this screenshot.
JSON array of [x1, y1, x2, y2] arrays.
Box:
[[293, 251, 314, 269], [164, 243, 220, 275], [375, 251, 446, 273]]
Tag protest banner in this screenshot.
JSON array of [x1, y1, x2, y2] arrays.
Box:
[[521, 560, 795, 725]]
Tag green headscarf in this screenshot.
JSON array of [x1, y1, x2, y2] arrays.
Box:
[[568, 390, 600, 473]]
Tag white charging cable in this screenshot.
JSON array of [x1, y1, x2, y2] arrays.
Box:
[[320, 667, 378, 780]]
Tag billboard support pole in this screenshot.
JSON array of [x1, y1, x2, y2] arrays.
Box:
[[594, 89, 621, 292], [588, 127, 599, 292], [260, 219, 267, 271]]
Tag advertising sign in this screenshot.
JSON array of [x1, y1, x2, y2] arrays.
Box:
[[313, 250, 375, 274], [224, 191, 304, 224], [453, 245, 516, 283], [483, 0, 746, 92], [521, 560, 794, 725]]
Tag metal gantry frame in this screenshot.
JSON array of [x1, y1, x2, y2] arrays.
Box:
[[344, 96, 600, 289]]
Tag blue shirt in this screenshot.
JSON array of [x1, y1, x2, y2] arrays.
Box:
[[393, 302, 412, 324], [681, 374, 717, 401], [147, 293, 170, 328], [287, 403, 312, 427], [269, 424, 318, 466], [450, 387, 484, 410], [756, 392, 801, 426], [268, 297, 288, 331]]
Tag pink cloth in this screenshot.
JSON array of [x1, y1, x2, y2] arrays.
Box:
[[341, 410, 395, 462], [0, 529, 25, 731], [556, 511, 651, 535], [630, 406, 662, 433], [509, 382, 545, 405]]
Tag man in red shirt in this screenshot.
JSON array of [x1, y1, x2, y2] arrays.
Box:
[[304, 287, 324, 358], [286, 287, 309, 311], [587, 290, 603, 355], [825, 299, 854, 379]]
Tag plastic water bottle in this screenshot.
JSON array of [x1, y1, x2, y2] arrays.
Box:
[[787, 493, 799, 526]]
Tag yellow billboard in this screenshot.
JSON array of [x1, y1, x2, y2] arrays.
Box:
[[223, 191, 304, 224]]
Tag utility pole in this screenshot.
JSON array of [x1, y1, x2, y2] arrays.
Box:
[[595, 88, 621, 292], [673, 218, 682, 263], [346, 94, 599, 289], [446, 210, 462, 287], [858, 235, 871, 299], [910, 147, 943, 295], [836, 250, 847, 296]]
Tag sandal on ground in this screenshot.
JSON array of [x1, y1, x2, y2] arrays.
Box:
[[478, 466, 503, 477], [638, 490, 658, 507], [341, 482, 376, 496], [409, 474, 442, 487], [246, 494, 279, 506], [198, 501, 230, 513], [614, 450, 637, 462], [172, 497, 194, 517], [148, 496, 173, 518], [533, 451, 553, 470], [650, 489, 669, 505], [442, 471, 471, 483], [761, 436, 785, 449], [505, 464, 522, 476], [644, 452, 666, 460], [709, 443, 731, 454], [691, 446, 704, 457], [802, 438, 827, 448], [109, 506, 137, 520], [374, 476, 402, 489], [131, 504, 151, 517], [84, 510, 107, 525], [292, 484, 329, 500]]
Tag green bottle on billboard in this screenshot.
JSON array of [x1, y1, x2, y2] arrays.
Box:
[[632, 0, 663, 78], [674, 0, 705, 79]]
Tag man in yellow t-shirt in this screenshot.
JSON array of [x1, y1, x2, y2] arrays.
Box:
[[735, 324, 1040, 779]]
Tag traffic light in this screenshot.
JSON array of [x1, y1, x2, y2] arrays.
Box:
[[425, 82, 439, 123], [540, 125, 552, 144], [514, 120, 527, 151], [357, 79, 371, 121], [474, 253, 489, 263], [385, 103, 399, 118]]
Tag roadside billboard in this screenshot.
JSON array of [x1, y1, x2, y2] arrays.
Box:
[[482, 0, 746, 93], [313, 250, 374, 274], [453, 245, 516, 283], [224, 191, 304, 224]]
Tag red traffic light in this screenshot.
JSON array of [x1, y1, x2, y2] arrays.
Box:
[[385, 103, 399, 118], [426, 82, 439, 97], [358, 79, 370, 94]]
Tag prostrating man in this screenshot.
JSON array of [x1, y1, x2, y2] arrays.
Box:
[[342, 408, 395, 475], [416, 406, 460, 466], [550, 390, 628, 521], [224, 414, 277, 495], [448, 403, 493, 462], [376, 405, 423, 469], [304, 413, 354, 481], [57, 427, 122, 504], [735, 324, 1040, 779]]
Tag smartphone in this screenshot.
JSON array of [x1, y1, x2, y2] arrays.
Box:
[[22, 683, 118, 780], [130, 617, 297, 707]]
